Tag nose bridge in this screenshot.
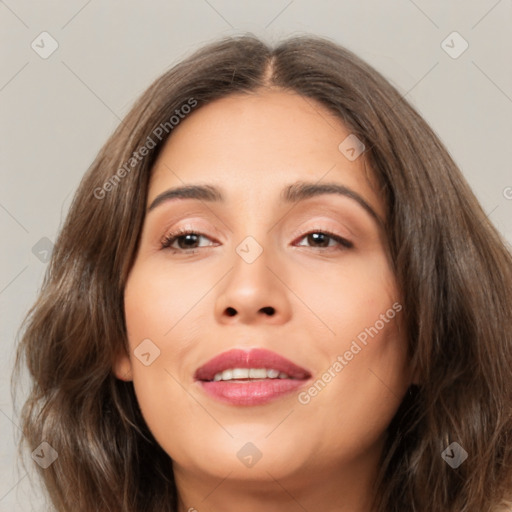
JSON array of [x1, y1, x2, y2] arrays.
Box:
[[229, 196, 276, 282], [214, 226, 291, 324], [230, 231, 275, 299]]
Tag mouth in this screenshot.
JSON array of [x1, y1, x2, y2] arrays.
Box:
[[194, 348, 311, 406]]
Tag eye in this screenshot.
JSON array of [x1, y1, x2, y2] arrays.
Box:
[[160, 229, 217, 252], [160, 228, 353, 253], [294, 230, 353, 250]]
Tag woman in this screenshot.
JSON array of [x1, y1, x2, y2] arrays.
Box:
[[14, 34, 512, 511]]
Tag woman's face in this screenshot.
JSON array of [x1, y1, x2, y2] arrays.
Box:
[[117, 90, 412, 496]]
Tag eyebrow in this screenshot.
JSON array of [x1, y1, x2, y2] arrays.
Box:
[[147, 181, 383, 227]]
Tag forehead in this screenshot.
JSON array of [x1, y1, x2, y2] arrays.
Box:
[[148, 89, 384, 219]]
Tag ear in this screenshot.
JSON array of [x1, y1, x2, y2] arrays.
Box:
[[112, 347, 133, 381]]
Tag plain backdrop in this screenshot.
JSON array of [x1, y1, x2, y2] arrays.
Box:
[[1, 1, 511, 510]]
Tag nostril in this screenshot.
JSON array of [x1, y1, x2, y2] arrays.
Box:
[[260, 306, 275, 316], [226, 307, 237, 317]]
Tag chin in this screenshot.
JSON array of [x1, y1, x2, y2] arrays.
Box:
[[168, 433, 309, 482]]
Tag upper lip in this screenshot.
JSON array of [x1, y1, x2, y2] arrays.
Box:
[[194, 348, 311, 381]]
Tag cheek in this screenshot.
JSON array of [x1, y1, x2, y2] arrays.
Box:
[[124, 257, 222, 352], [298, 304, 408, 457], [292, 253, 408, 448], [295, 248, 400, 347], [123, 263, 218, 458]]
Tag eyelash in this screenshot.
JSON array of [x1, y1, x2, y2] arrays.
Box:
[[160, 228, 354, 253]]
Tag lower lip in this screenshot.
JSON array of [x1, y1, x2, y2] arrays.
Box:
[[198, 378, 308, 406]]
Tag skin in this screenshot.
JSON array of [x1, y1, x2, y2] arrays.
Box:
[[114, 89, 414, 512]]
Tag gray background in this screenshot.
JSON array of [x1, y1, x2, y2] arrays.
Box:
[[1, 1, 511, 510]]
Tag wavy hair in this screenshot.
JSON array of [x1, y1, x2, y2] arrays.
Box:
[[14, 34, 512, 511]]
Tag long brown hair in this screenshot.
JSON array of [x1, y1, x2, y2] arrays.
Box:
[[14, 34, 512, 511]]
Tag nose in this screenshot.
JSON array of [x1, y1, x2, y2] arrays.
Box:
[[214, 243, 292, 325]]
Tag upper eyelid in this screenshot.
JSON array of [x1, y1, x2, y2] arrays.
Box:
[[161, 214, 353, 237], [163, 226, 348, 239], [161, 227, 352, 249], [150, 202, 362, 232]]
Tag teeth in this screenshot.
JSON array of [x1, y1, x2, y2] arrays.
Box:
[[221, 369, 233, 380], [232, 368, 249, 379], [212, 368, 290, 382], [249, 368, 267, 378]]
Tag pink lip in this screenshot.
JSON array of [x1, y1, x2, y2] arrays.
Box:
[[194, 348, 311, 406]]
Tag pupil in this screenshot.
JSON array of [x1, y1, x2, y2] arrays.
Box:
[[309, 233, 328, 247], [180, 234, 198, 248]]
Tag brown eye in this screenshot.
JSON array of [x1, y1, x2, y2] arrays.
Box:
[[174, 233, 200, 249], [296, 231, 353, 250], [161, 231, 215, 251]]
